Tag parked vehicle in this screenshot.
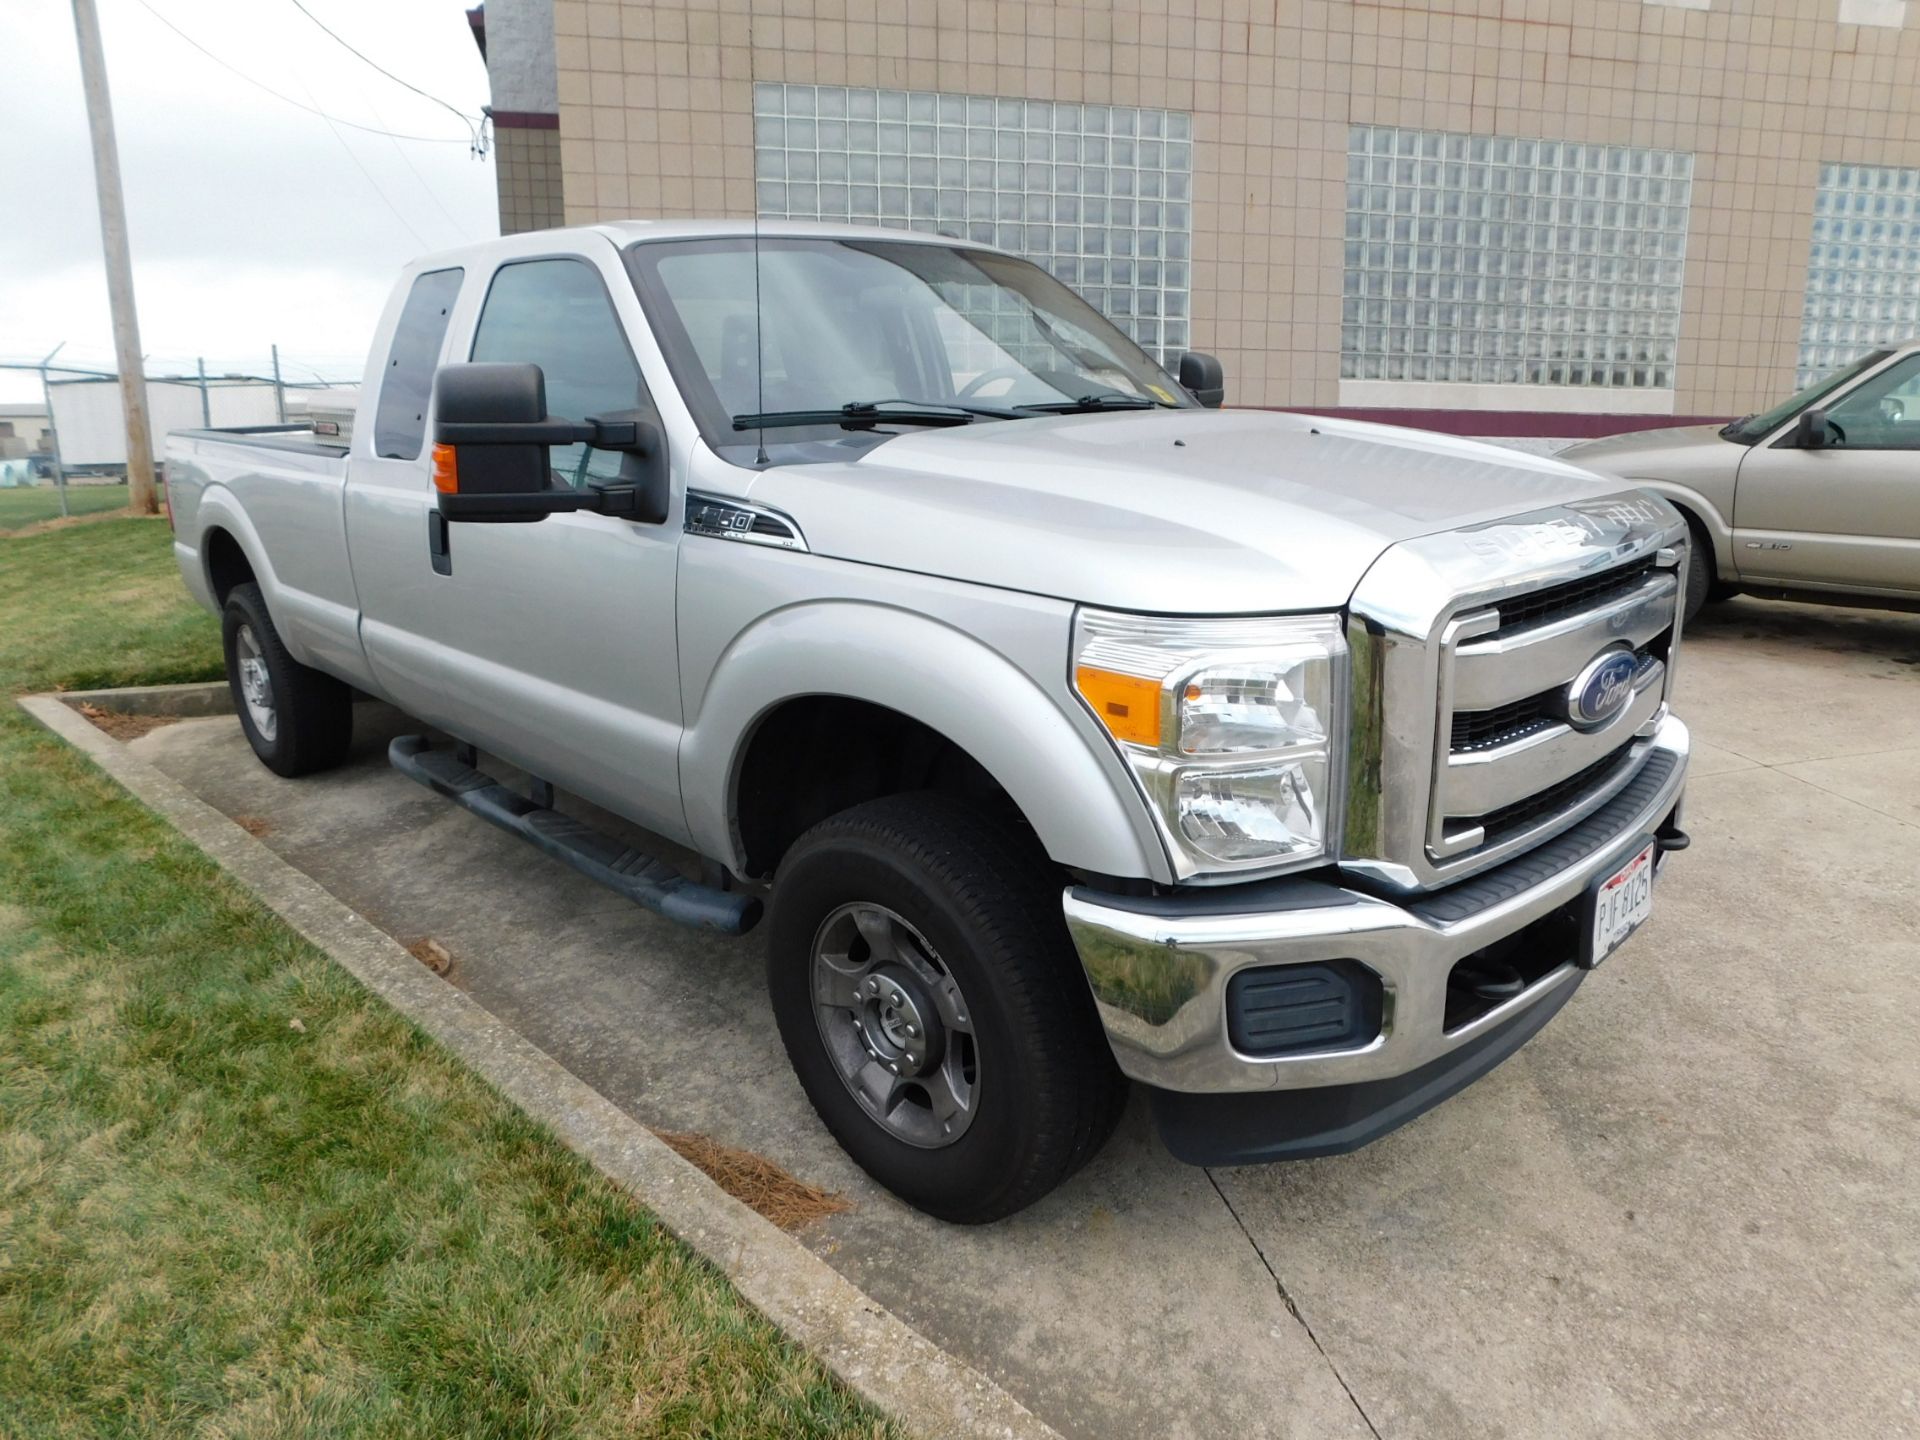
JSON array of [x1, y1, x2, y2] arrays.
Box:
[[165, 222, 1692, 1221], [1564, 345, 1920, 620]]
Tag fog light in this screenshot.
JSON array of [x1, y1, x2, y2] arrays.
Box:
[[1226, 960, 1383, 1057]]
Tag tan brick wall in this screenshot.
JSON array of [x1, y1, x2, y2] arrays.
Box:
[[553, 0, 1920, 414], [496, 124, 567, 235]]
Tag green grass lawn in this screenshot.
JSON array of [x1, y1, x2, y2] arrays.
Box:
[[0, 520, 895, 1439], [0, 482, 150, 533]]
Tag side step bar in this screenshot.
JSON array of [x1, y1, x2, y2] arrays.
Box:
[[388, 735, 761, 935]]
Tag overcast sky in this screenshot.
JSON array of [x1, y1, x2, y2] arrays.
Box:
[[0, 0, 498, 404]]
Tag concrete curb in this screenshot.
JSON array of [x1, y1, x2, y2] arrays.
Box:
[[56, 680, 233, 717], [20, 689, 1062, 1440]]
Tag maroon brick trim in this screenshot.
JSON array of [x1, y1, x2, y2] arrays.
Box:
[[491, 110, 560, 130], [1280, 407, 1730, 438]]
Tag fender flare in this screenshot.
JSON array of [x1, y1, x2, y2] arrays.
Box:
[[679, 601, 1172, 883], [191, 489, 315, 666]]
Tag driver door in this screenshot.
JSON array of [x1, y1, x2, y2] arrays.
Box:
[[1734, 352, 1920, 596], [421, 244, 690, 843]]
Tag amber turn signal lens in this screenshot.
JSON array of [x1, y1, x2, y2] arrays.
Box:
[[1074, 665, 1162, 747], [431, 443, 459, 494]]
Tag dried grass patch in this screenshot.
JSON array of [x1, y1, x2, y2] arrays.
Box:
[[654, 1130, 851, 1231], [74, 702, 182, 742], [405, 937, 454, 976]]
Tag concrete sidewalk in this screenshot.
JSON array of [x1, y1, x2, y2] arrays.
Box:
[[126, 597, 1920, 1440]]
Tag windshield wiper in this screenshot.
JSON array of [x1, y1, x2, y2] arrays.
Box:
[[1019, 393, 1161, 414], [732, 398, 1026, 432], [1718, 414, 1755, 442]]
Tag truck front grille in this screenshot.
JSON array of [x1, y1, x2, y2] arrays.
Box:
[[1449, 689, 1559, 752], [1427, 557, 1679, 867], [1343, 493, 1686, 893], [1470, 748, 1638, 846], [1484, 556, 1658, 638]]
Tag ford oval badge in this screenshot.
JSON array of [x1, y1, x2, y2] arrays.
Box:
[[1566, 649, 1639, 730]]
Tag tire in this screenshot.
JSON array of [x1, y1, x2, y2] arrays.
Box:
[[767, 792, 1128, 1223], [1681, 514, 1715, 626], [1681, 514, 1743, 629], [221, 582, 353, 777]]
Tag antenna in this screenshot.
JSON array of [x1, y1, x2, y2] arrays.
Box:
[[749, 25, 769, 466]]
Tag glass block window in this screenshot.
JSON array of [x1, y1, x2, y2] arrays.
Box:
[[752, 83, 1193, 361], [1341, 127, 1694, 389], [1798, 164, 1920, 388]]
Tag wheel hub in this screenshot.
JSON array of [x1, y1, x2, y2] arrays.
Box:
[[809, 901, 979, 1149], [854, 967, 942, 1078], [234, 624, 277, 742]]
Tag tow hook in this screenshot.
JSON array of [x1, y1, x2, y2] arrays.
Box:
[[1656, 826, 1691, 853]]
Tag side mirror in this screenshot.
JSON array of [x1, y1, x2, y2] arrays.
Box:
[[431, 362, 669, 524], [1793, 407, 1839, 449], [1178, 351, 1226, 409]]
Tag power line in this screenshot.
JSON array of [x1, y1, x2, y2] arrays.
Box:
[[288, 65, 432, 250], [361, 83, 472, 244], [284, 0, 483, 150], [126, 0, 476, 145]]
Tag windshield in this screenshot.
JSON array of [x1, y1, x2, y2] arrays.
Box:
[[625, 236, 1190, 459], [1721, 350, 1893, 444]]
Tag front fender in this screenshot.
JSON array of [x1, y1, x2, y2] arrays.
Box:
[[1628, 479, 1736, 580], [679, 600, 1172, 883]]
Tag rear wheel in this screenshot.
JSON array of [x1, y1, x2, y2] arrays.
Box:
[[766, 793, 1127, 1223], [221, 582, 352, 777]]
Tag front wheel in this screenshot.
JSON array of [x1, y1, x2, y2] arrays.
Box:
[[766, 793, 1127, 1223]]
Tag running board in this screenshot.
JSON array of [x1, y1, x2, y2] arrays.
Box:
[[388, 735, 761, 935]]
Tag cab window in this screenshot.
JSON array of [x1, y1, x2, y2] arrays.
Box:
[[470, 257, 651, 487], [1825, 354, 1920, 449], [373, 267, 463, 460]]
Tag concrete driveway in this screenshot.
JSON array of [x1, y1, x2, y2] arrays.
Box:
[[130, 597, 1920, 1440]]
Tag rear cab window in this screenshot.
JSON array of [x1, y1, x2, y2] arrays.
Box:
[[373, 267, 464, 460]]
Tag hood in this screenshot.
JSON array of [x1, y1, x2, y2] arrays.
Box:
[[745, 408, 1647, 614], [1559, 423, 1736, 477]]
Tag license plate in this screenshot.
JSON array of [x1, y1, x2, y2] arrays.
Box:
[[1581, 838, 1657, 969]]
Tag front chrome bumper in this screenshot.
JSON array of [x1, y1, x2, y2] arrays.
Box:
[[1064, 712, 1690, 1098]]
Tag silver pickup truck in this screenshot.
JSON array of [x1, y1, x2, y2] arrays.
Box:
[[167, 221, 1692, 1222]]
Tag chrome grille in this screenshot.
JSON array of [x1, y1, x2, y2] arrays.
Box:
[[1484, 556, 1658, 638], [1449, 689, 1559, 752], [1469, 747, 1640, 846], [1430, 561, 1677, 863], [1342, 492, 1688, 894]]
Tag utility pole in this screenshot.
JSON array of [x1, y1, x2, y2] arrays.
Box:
[[70, 0, 157, 514], [196, 356, 211, 426], [37, 343, 70, 521], [271, 343, 287, 423]]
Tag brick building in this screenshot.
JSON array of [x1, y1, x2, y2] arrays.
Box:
[[468, 0, 1920, 432]]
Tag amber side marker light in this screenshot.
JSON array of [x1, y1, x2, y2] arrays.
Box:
[[431, 443, 459, 494], [1074, 665, 1162, 747]]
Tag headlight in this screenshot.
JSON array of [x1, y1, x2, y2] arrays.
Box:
[[1072, 610, 1347, 878]]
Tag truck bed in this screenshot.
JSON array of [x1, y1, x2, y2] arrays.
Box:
[[170, 425, 349, 460], [166, 426, 367, 691]]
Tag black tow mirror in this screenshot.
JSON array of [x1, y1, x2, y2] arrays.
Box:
[[1793, 407, 1841, 449], [431, 362, 670, 524], [1178, 351, 1226, 408]]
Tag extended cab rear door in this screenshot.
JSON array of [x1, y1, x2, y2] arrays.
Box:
[[345, 262, 468, 726], [397, 232, 693, 843]]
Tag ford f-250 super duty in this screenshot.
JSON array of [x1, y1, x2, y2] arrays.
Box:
[[167, 222, 1691, 1222]]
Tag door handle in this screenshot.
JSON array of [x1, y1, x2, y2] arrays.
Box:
[[428, 509, 452, 576]]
